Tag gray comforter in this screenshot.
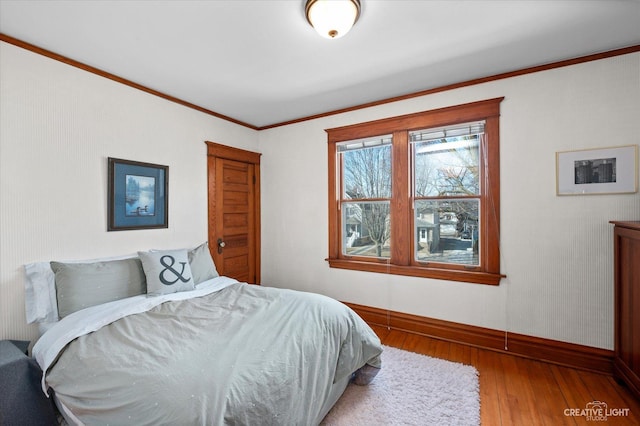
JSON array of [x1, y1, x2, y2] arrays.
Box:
[[39, 281, 382, 425]]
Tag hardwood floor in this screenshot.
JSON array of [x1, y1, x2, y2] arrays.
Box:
[[371, 325, 640, 425]]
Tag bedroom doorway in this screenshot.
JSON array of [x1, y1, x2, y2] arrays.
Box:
[[205, 142, 261, 284]]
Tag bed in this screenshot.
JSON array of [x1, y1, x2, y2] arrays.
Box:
[[25, 243, 383, 425]]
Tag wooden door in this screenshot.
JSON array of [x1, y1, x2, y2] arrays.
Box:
[[206, 142, 261, 284]]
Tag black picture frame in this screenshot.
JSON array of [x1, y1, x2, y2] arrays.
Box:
[[108, 157, 168, 231]]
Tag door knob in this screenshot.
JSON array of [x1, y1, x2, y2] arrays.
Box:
[[217, 238, 226, 254]]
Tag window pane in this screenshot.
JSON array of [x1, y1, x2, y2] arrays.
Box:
[[343, 202, 391, 258], [415, 199, 479, 266], [342, 144, 392, 199], [413, 135, 480, 197]]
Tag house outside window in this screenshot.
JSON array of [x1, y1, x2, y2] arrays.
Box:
[[326, 98, 505, 285]]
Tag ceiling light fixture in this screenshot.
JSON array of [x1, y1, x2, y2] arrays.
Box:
[[305, 0, 361, 39]]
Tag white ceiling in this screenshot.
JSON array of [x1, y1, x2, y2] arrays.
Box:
[[1, 1, 639, 128]]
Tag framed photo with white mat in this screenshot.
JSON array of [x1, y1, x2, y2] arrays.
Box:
[[556, 145, 638, 195]]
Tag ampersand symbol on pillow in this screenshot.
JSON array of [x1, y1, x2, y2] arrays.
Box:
[[159, 255, 191, 285]]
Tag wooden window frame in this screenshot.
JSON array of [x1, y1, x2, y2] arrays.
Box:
[[326, 98, 505, 285]]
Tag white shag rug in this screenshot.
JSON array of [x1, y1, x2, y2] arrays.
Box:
[[321, 345, 480, 426]]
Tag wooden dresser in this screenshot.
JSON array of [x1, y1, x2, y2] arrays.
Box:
[[611, 221, 640, 399]]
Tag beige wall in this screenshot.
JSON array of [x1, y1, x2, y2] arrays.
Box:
[[259, 52, 640, 350], [0, 42, 259, 344], [2, 40, 639, 351]]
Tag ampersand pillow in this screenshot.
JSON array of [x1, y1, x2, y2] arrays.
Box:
[[138, 249, 195, 296]]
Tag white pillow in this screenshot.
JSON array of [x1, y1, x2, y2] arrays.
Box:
[[24, 262, 59, 323], [138, 249, 195, 296], [23, 253, 137, 324]]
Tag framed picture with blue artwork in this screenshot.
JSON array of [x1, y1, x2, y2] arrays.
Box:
[[108, 157, 168, 231]]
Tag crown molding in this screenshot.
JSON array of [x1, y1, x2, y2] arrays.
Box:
[[2, 33, 638, 131], [0, 33, 259, 131]]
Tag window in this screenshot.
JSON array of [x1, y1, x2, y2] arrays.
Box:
[[327, 98, 504, 285]]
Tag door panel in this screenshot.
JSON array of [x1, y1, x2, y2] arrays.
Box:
[[206, 142, 261, 284]]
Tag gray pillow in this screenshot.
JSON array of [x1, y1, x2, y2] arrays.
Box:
[[188, 242, 219, 284], [139, 249, 195, 296], [51, 258, 147, 318]]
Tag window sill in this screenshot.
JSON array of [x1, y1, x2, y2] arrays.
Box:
[[326, 258, 504, 285]]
